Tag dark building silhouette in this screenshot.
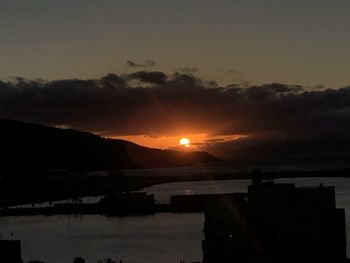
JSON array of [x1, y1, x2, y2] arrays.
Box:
[[0, 240, 24, 263], [73, 257, 86, 263], [98, 259, 116, 263], [202, 181, 347, 263]]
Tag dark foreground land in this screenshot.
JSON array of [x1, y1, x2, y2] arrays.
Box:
[[0, 119, 217, 172]]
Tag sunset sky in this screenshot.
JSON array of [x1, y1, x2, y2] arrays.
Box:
[[1, 0, 350, 87], [1, 1, 350, 158]]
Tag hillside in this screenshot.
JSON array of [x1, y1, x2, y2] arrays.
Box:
[[0, 119, 218, 176]]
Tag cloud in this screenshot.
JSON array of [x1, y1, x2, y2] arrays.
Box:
[[100, 73, 127, 88], [126, 59, 156, 68], [1, 72, 350, 160], [177, 67, 198, 74], [127, 71, 167, 85]]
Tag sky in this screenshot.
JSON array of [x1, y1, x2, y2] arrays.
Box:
[[1, 1, 350, 160], [1, 0, 350, 87]]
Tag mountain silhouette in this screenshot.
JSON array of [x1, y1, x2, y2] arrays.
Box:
[[0, 119, 218, 176]]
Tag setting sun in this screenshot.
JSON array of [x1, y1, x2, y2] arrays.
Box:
[[179, 137, 190, 147]]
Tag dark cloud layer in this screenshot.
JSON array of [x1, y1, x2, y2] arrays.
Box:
[[128, 71, 167, 84], [1, 72, 350, 161]]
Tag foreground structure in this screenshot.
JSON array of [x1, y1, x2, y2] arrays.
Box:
[[203, 180, 347, 263], [0, 240, 23, 263]]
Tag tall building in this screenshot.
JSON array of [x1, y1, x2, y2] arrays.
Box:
[[0, 240, 24, 263], [202, 181, 347, 263]]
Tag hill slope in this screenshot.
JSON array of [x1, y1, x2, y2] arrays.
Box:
[[0, 119, 218, 175]]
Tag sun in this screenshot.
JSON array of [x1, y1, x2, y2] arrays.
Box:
[[179, 137, 190, 148]]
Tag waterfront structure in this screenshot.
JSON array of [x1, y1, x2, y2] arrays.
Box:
[[202, 180, 347, 263]]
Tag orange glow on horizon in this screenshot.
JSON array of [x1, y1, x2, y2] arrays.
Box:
[[111, 133, 244, 150], [112, 133, 207, 149]]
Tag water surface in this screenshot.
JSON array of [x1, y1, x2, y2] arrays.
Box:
[[1, 178, 350, 262]]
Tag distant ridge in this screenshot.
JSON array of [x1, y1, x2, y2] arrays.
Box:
[[0, 119, 218, 175]]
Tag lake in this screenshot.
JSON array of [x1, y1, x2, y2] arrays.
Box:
[[1, 177, 350, 263]]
